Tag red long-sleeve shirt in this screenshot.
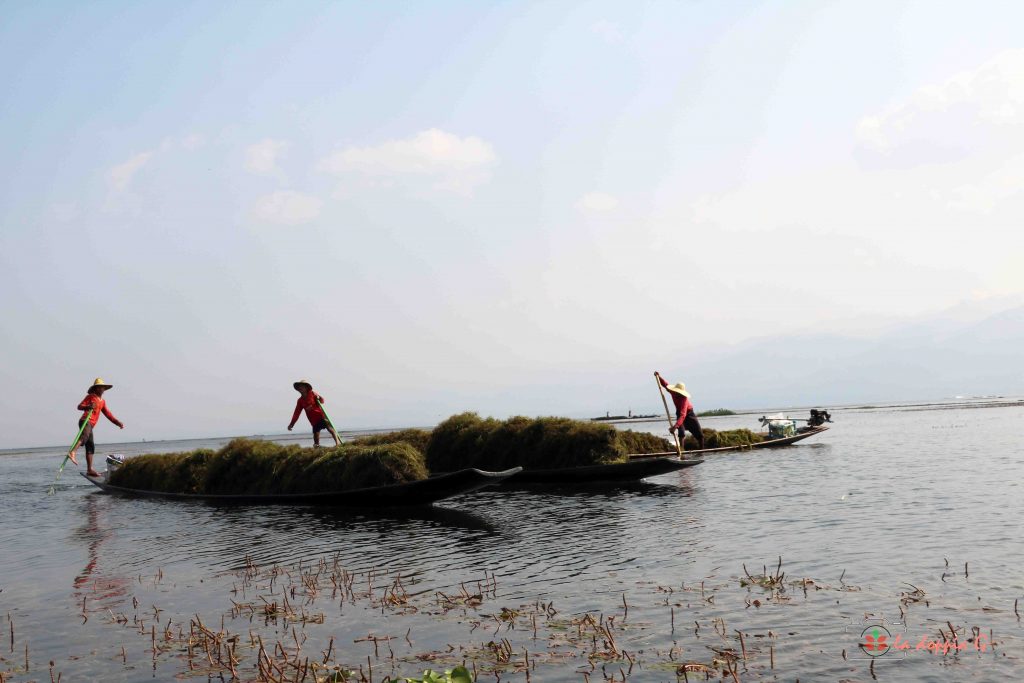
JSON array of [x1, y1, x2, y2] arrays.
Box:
[[659, 377, 694, 429], [78, 394, 121, 427], [289, 391, 326, 428]]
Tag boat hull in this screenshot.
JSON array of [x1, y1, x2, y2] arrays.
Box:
[[80, 467, 521, 507], [502, 456, 703, 486], [628, 426, 830, 459]]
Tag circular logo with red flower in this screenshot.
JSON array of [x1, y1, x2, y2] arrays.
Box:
[[860, 625, 892, 657]]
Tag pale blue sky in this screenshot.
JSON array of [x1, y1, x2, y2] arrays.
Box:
[[3, 1, 1024, 446]]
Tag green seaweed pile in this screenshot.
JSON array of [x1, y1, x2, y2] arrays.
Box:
[[353, 428, 432, 454], [108, 438, 428, 495], [683, 428, 764, 450], [110, 414, 678, 494], [419, 412, 672, 472]]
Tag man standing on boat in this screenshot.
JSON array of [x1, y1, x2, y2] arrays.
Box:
[[655, 372, 705, 450], [70, 378, 125, 477], [287, 380, 341, 447]]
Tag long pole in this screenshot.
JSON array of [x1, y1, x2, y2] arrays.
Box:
[[655, 373, 683, 457], [316, 399, 340, 441], [47, 407, 93, 495]]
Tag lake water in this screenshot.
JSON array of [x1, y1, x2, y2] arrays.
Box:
[[1, 400, 1022, 681]]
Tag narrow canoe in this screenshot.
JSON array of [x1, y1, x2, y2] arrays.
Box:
[[628, 426, 829, 460], [501, 456, 703, 486], [80, 467, 522, 507]]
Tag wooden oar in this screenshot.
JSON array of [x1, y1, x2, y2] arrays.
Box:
[[655, 373, 683, 457], [47, 407, 93, 495]]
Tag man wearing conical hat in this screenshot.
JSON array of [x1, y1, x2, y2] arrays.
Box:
[[655, 371, 705, 450], [287, 380, 341, 447], [70, 378, 124, 477]]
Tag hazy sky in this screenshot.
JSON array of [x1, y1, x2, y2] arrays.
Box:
[[3, 1, 1024, 447]]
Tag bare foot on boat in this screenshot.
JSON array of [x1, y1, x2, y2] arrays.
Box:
[[87, 470, 101, 477], [68, 450, 79, 465]]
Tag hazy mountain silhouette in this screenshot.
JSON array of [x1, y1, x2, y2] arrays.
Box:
[[685, 304, 1024, 408]]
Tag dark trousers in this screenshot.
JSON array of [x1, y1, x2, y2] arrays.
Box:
[[681, 412, 704, 448], [78, 421, 95, 455]]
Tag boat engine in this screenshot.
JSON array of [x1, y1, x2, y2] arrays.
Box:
[[807, 409, 832, 427]]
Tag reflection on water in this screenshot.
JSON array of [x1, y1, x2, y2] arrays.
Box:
[[71, 496, 132, 609], [2, 403, 1023, 681]]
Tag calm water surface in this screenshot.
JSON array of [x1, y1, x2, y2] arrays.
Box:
[[1, 402, 1022, 681]]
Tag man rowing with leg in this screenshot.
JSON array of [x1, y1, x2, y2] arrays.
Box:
[[655, 371, 705, 451], [287, 380, 341, 447], [70, 378, 125, 477]]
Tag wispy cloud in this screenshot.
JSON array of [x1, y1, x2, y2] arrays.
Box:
[[181, 134, 205, 151], [106, 135, 206, 197], [855, 49, 1024, 212], [245, 139, 289, 175], [108, 151, 153, 193], [948, 153, 1024, 213], [250, 190, 322, 226], [856, 49, 1024, 156], [319, 128, 497, 196]]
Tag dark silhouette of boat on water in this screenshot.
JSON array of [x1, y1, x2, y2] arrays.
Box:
[[498, 455, 703, 486], [80, 467, 521, 507]]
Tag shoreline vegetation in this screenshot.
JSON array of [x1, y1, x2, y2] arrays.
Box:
[[697, 408, 736, 417], [591, 412, 658, 421]]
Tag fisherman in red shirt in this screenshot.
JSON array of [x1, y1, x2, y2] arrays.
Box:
[[287, 380, 340, 447], [70, 378, 125, 476], [655, 371, 705, 450]]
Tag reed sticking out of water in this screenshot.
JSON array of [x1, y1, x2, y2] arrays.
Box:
[[109, 438, 427, 494]]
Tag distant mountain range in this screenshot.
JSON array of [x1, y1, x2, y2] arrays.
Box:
[[682, 303, 1024, 409]]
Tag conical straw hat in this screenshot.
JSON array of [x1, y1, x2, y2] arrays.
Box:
[[666, 382, 690, 398]]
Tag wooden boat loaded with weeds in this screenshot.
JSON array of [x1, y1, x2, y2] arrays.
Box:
[[81, 413, 711, 505], [503, 454, 702, 485], [81, 467, 519, 507], [418, 413, 703, 486], [81, 439, 520, 507], [628, 410, 833, 460]]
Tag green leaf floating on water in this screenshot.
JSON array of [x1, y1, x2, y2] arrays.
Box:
[[403, 667, 473, 683]]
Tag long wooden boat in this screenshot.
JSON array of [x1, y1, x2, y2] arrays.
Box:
[[80, 467, 521, 507], [499, 456, 703, 486], [628, 426, 829, 460]]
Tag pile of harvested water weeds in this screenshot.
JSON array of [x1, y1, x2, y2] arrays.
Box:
[[109, 438, 427, 495]]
